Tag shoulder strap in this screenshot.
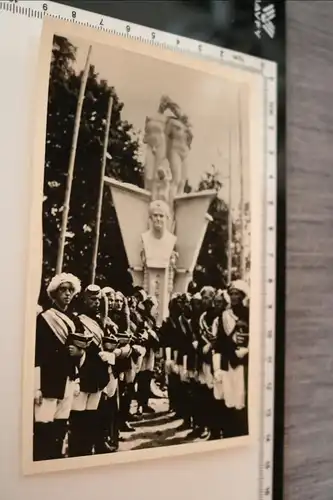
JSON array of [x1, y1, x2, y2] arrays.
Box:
[[41, 308, 75, 344]]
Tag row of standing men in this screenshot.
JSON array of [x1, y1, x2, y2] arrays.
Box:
[[34, 272, 250, 461]]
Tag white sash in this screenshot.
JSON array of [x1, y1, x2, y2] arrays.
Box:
[[42, 308, 75, 345], [220, 309, 246, 409], [79, 314, 104, 347]]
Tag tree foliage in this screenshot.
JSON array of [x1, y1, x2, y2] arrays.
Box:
[[193, 168, 229, 289], [40, 36, 143, 305]]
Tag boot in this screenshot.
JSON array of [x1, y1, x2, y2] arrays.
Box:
[[94, 396, 111, 454], [33, 422, 55, 461], [68, 411, 91, 457], [137, 371, 155, 414]]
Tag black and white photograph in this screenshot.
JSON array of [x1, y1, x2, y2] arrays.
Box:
[[22, 19, 265, 475]]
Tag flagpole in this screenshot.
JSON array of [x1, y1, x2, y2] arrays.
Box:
[[56, 45, 92, 275], [91, 93, 113, 284], [238, 88, 245, 278], [227, 125, 232, 283]]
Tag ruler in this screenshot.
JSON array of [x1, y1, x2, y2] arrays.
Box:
[[1, 1, 278, 497]]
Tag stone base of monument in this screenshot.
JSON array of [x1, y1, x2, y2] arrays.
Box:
[[104, 176, 215, 324]]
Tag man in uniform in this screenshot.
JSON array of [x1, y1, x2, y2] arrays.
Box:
[[176, 293, 197, 431], [136, 295, 160, 415], [33, 272, 81, 461], [212, 280, 249, 438], [196, 286, 217, 440], [73, 285, 112, 455]]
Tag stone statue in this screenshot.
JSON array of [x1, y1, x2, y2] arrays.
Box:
[[143, 96, 193, 209], [165, 117, 191, 198], [143, 114, 168, 193], [141, 199, 177, 270]]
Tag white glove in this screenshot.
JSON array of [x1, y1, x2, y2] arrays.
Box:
[[113, 348, 122, 358], [99, 351, 115, 364], [203, 343, 212, 355], [214, 369, 224, 383], [236, 347, 249, 359], [34, 390, 43, 406], [192, 340, 199, 350], [165, 359, 174, 375], [74, 383, 80, 397], [173, 364, 180, 375], [180, 369, 189, 383]]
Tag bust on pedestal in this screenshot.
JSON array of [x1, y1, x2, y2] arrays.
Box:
[[141, 200, 178, 324]]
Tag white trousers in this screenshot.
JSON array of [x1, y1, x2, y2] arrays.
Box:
[[71, 390, 102, 411], [103, 371, 118, 398], [141, 349, 155, 372], [202, 362, 214, 389], [34, 379, 76, 423]]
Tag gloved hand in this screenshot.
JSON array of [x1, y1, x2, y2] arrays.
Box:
[[99, 351, 115, 364], [34, 390, 43, 406], [214, 369, 224, 383], [74, 383, 80, 397]]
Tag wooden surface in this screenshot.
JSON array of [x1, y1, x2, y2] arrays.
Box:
[[285, 2, 333, 498]]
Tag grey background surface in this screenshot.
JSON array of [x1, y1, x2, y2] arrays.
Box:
[[285, 1, 333, 499]]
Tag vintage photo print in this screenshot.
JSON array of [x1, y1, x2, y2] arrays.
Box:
[[23, 18, 265, 474]]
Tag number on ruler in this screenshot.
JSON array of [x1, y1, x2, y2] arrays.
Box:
[[264, 487, 271, 496], [42, 3, 48, 10], [267, 330, 273, 338], [265, 461, 271, 469], [198, 44, 202, 52], [176, 39, 180, 45], [126, 25, 131, 33], [151, 31, 155, 40], [72, 10, 76, 18], [266, 382, 272, 390], [100, 18, 104, 26], [267, 356, 272, 363], [220, 50, 224, 58], [266, 409, 272, 417], [265, 434, 271, 442]]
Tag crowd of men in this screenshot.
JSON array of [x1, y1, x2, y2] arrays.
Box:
[[33, 272, 250, 462]]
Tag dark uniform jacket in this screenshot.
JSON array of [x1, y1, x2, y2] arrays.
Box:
[[197, 310, 217, 369], [35, 307, 77, 400], [158, 316, 179, 359], [78, 313, 110, 393], [176, 315, 197, 371], [213, 306, 249, 370]]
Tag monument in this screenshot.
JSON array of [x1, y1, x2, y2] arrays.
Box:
[[104, 96, 215, 325]]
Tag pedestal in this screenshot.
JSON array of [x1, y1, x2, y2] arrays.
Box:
[[105, 175, 215, 323]]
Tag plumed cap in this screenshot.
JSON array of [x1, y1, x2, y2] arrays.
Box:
[[84, 284, 102, 299], [46, 273, 81, 298], [229, 280, 249, 298]]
